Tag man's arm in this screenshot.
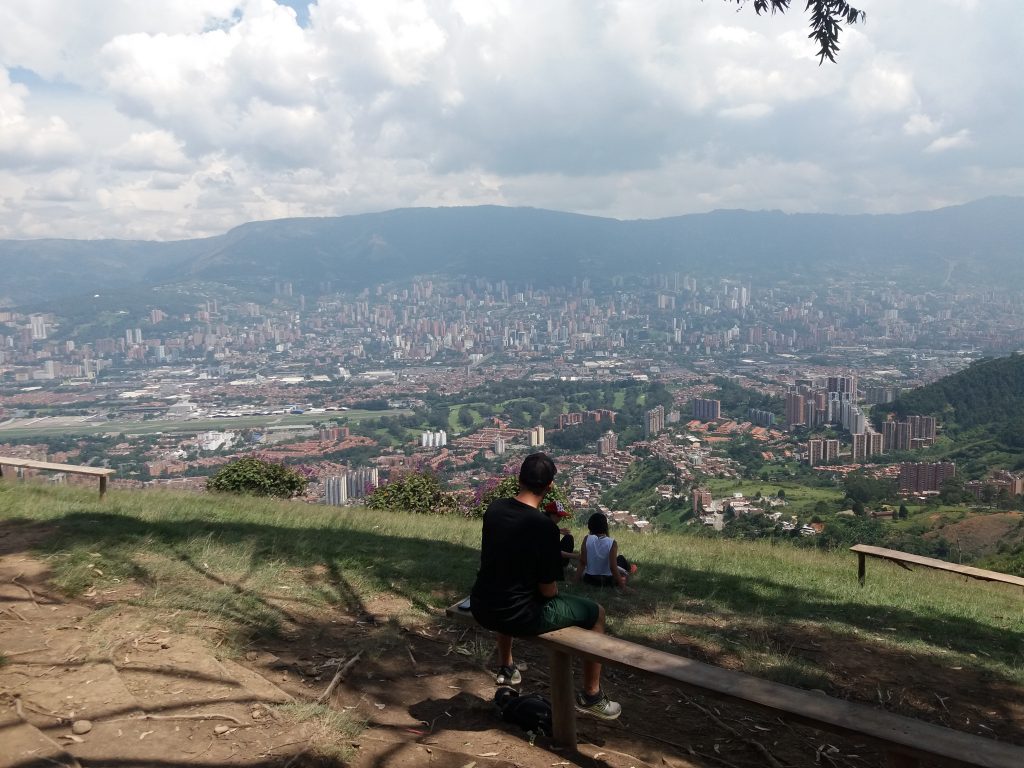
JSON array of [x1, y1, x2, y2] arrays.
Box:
[[538, 581, 558, 598]]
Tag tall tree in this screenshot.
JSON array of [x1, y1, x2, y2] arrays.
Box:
[[734, 0, 865, 63]]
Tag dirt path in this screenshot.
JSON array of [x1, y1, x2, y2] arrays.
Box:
[[0, 522, 1007, 768]]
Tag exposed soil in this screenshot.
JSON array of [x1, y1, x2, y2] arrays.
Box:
[[2, 520, 1021, 768], [924, 512, 1024, 559]]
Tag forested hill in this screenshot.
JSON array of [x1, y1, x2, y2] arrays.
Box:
[[2, 196, 1024, 304], [893, 353, 1024, 433]]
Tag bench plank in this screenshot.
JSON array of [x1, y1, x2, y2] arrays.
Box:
[[0, 455, 115, 499], [446, 602, 1024, 768], [15, 459, 116, 477], [851, 544, 1024, 588]]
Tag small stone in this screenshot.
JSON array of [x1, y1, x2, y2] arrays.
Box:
[[71, 720, 92, 735], [245, 651, 258, 662], [213, 725, 230, 735]]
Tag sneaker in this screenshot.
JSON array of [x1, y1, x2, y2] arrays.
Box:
[[575, 690, 622, 720], [495, 664, 522, 685]]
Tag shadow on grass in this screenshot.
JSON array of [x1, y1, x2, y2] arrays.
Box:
[[578, 558, 1024, 670], [9, 510, 1024, 666], [5, 508, 1024, 743]]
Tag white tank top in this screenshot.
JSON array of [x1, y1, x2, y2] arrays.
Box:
[[584, 535, 615, 576]]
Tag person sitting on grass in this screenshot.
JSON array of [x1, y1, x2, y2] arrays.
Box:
[[470, 453, 622, 720], [577, 512, 635, 589]]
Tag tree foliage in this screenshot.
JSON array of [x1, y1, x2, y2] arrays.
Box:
[[890, 354, 1024, 432], [843, 472, 896, 505], [206, 457, 308, 498], [712, 376, 784, 418], [736, 0, 865, 63], [467, 475, 574, 519], [364, 471, 464, 515]]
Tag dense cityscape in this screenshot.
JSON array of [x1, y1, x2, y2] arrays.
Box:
[[3, 266, 1023, 555]]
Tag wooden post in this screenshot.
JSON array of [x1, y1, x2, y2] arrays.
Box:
[[99, 475, 108, 500], [548, 647, 577, 748], [884, 750, 920, 767], [858, 551, 866, 586]]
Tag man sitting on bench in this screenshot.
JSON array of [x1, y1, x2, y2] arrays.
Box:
[[470, 452, 622, 720]]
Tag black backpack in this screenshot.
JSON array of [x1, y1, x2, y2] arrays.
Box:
[[494, 686, 552, 736]]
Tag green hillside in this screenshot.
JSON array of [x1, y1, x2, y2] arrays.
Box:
[[2, 481, 1022, 745], [880, 353, 1024, 476], [892, 353, 1024, 432]]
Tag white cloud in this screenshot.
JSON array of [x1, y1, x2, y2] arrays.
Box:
[[110, 130, 191, 171], [903, 113, 940, 137], [0, 68, 83, 169], [25, 169, 85, 201], [847, 62, 916, 116], [925, 129, 972, 153], [0, 0, 1019, 239]]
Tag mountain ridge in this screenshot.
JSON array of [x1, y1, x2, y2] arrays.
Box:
[[2, 196, 1022, 305]]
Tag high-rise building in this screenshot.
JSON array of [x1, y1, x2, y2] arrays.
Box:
[[784, 392, 806, 429], [421, 430, 448, 447], [30, 315, 47, 340], [324, 476, 348, 506], [896, 421, 912, 451], [882, 419, 897, 451], [899, 462, 955, 494], [748, 408, 775, 427], [644, 405, 665, 438], [344, 467, 379, 499], [692, 487, 712, 513], [529, 426, 545, 446], [864, 386, 898, 404], [692, 398, 721, 421], [597, 431, 618, 456], [494, 436, 507, 455], [809, 439, 824, 466], [808, 438, 840, 466], [851, 432, 867, 462], [826, 375, 857, 399]]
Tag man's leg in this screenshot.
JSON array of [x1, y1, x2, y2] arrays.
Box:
[[497, 633, 513, 667], [582, 604, 605, 696], [494, 633, 522, 684], [535, 595, 620, 719]]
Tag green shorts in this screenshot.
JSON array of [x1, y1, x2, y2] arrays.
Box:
[[525, 594, 600, 635]]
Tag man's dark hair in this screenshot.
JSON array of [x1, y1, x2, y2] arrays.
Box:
[[587, 512, 609, 535], [519, 452, 557, 494]]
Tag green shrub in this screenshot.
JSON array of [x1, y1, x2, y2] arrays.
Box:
[[467, 474, 574, 519], [206, 457, 308, 498], [364, 471, 463, 515]]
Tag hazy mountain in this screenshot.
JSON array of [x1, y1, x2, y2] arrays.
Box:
[[2, 197, 1022, 305]]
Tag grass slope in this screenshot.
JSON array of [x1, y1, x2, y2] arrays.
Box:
[[2, 483, 1023, 706]]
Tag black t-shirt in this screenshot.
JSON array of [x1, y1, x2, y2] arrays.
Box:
[[470, 497, 561, 634]]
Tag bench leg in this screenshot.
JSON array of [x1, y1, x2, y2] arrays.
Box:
[[99, 476, 108, 500], [548, 648, 577, 748], [858, 552, 866, 587]]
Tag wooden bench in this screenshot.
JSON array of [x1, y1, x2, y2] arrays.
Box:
[[850, 544, 1024, 589], [0, 456, 116, 499], [446, 601, 1024, 767]]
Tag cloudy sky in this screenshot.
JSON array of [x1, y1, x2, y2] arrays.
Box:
[[0, 0, 1020, 240]]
